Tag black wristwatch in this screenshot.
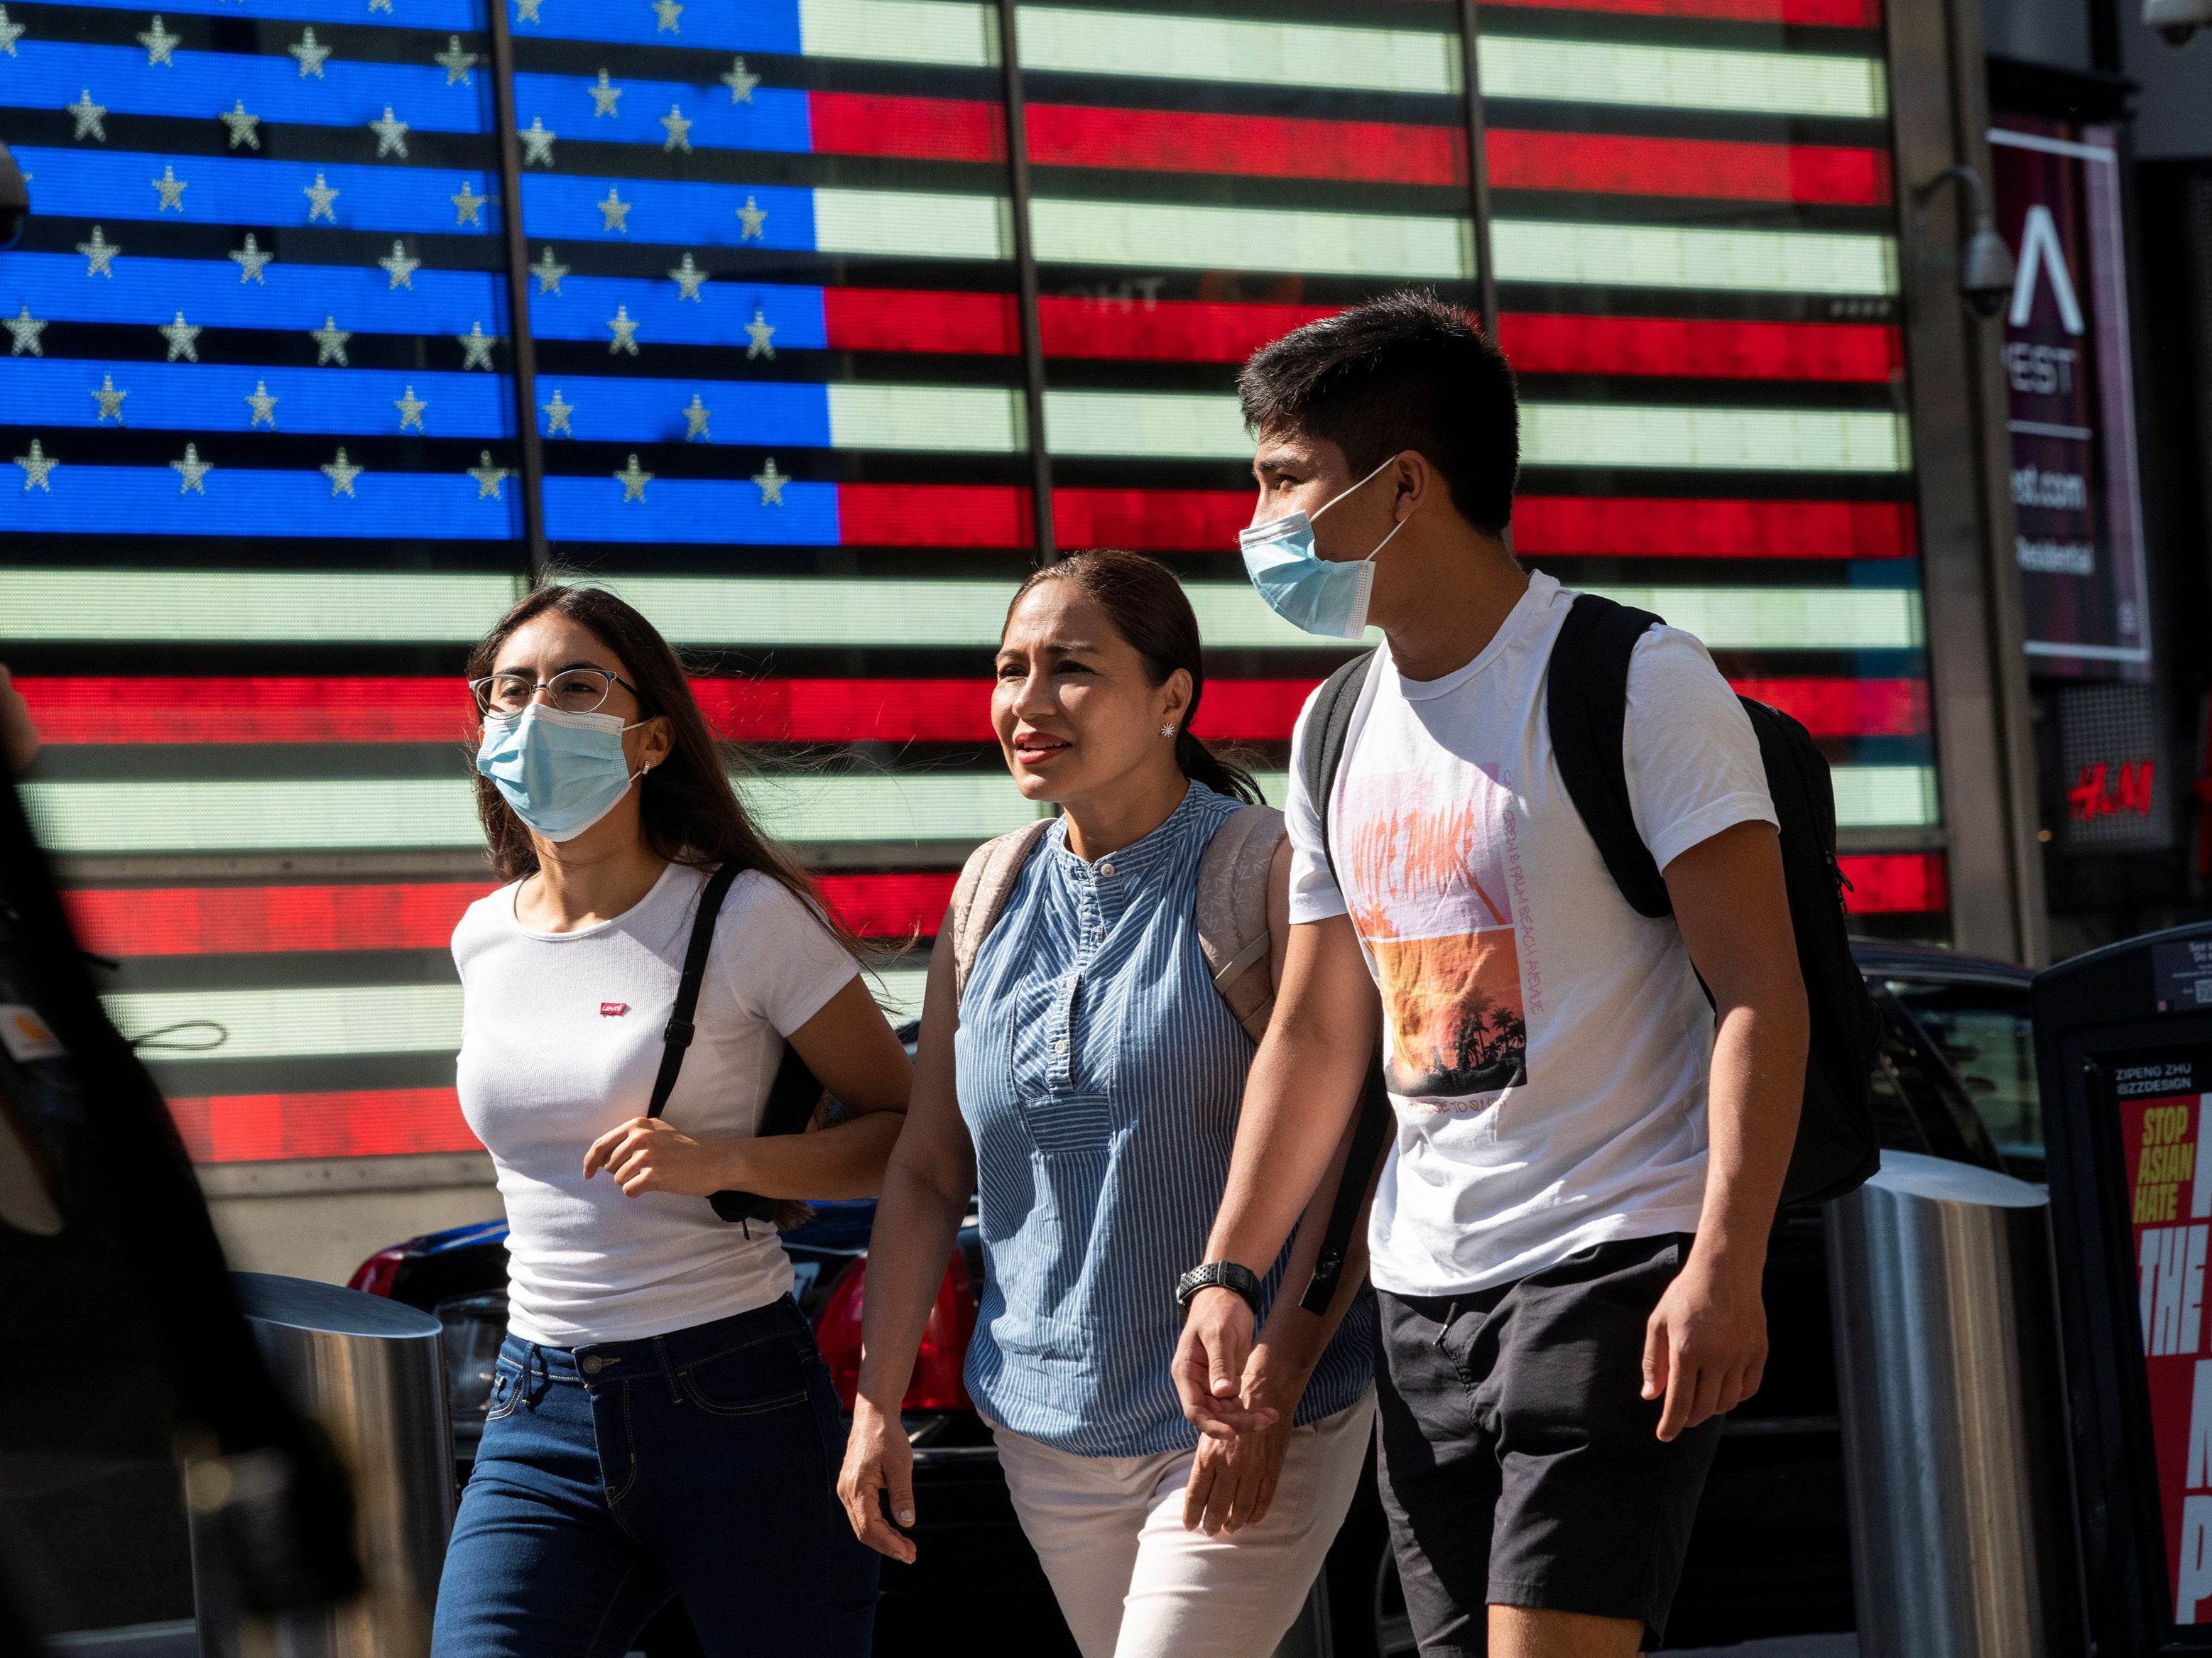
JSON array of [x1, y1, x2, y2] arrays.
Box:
[[1176, 1261, 1263, 1322]]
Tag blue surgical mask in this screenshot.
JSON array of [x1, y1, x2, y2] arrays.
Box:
[[475, 704, 648, 843], [1238, 456, 1415, 640]]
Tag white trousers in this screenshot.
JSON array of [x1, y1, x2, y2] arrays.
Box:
[[991, 1391, 1378, 1658]]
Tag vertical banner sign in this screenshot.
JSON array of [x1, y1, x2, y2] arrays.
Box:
[[1990, 121, 2152, 680], [2118, 1052, 2212, 1622]]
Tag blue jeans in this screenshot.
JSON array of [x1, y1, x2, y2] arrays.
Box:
[[430, 1296, 877, 1658]]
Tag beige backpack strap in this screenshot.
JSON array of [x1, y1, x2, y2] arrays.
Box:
[[949, 817, 1055, 1007], [1195, 802, 1287, 1043]]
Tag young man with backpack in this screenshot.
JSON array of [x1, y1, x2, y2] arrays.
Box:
[[1173, 292, 1831, 1658]]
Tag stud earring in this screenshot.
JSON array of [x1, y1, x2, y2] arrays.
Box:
[[1160, 724, 1177, 737]]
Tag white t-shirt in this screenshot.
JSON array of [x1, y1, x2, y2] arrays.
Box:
[[1287, 572, 1777, 1298], [453, 861, 859, 1345]]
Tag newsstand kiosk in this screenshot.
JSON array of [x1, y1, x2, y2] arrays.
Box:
[[2039, 922, 2212, 1655]]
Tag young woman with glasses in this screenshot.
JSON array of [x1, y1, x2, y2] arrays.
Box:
[[430, 584, 905, 1658], [837, 551, 1377, 1658]]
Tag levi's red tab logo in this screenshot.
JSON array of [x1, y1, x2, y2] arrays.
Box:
[[600, 1002, 629, 1017]]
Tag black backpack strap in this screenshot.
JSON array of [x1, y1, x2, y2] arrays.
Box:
[[1544, 593, 1672, 920], [646, 862, 742, 1121], [1301, 650, 1376, 885], [1295, 649, 1390, 1315]]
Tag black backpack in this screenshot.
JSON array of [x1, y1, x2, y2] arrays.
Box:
[[1294, 591, 1880, 1311]]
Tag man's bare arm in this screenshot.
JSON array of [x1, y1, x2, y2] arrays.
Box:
[[1642, 819, 1809, 1440], [1175, 912, 1380, 1435]]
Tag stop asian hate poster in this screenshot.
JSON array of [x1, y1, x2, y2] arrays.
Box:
[[2118, 1052, 2212, 1624]]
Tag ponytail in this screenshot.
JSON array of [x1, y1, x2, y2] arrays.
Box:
[[1173, 724, 1261, 805], [1009, 550, 1263, 806]]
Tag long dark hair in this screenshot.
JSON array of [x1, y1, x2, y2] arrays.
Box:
[[1007, 550, 1263, 805], [465, 584, 868, 959]]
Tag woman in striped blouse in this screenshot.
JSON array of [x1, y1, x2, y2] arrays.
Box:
[[837, 550, 1376, 1658]]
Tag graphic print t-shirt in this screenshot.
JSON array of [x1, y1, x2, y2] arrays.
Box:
[[1287, 573, 1777, 1297]]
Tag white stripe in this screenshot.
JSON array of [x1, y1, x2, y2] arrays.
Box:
[[0, 570, 1920, 651], [105, 972, 927, 1060], [22, 774, 1047, 854], [33, 746, 1931, 866], [1040, 391, 1909, 471], [1828, 766, 1939, 827], [1042, 389, 1250, 457], [1245, 766, 1936, 827], [1015, 6, 1459, 94], [798, 0, 1000, 65], [814, 190, 1012, 259], [827, 383, 1025, 450], [1596, 585, 1924, 650], [1481, 36, 1885, 119], [1029, 198, 1471, 279], [1493, 220, 1897, 297], [1523, 405, 1911, 472], [1014, 8, 1886, 120], [109, 984, 462, 1059], [0, 569, 523, 642]]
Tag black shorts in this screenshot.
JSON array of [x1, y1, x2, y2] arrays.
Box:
[[1373, 1233, 1723, 1657]]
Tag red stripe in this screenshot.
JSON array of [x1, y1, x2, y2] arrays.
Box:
[[1837, 853, 1946, 915], [1028, 104, 1464, 186], [819, 287, 1022, 356], [1039, 296, 1337, 361], [1733, 679, 1928, 738], [15, 677, 476, 743], [807, 90, 1003, 162], [698, 678, 995, 741], [166, 1087, 480, 1162], [63, 883, 489, 955], [1515, 498, 1914, 559], [841, 484, 1255, 551], [1055, 487, 1256, 551], [1442, 0, 1878, 23], [63, 874, 964, 956], [27, 665, 1927, 755], [817, 872, 958, 937], [819, 289, 1899, 380], [1488, 130, 1889, 207], [804, 96, 1883, 207], [838, 483, 1033, 547], [1500, 315, 1901, 383]]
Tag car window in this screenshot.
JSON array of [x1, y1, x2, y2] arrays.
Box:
[[1883, 978, 2041, 1179]]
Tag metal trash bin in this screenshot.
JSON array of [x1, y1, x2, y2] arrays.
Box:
[[192, 1272, 452, 1658], [1826, 1150, 2081, 1658]]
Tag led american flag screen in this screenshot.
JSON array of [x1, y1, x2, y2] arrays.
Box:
[[2, 0, 1944, 1167]]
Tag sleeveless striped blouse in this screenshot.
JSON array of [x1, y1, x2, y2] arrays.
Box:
[[954, 781, 1375, 1458]]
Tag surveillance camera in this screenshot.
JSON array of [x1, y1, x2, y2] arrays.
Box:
[[1960, 228, 2017, 318], [2145, 0, 2208, 44], [0, 143, 24, 250]]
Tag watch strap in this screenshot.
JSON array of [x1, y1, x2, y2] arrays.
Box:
[[1177, 1260, 1263, 1320]]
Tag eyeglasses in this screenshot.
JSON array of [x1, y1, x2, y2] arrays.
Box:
[[469, 668, 639, 716]]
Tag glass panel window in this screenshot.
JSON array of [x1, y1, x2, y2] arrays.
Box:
[[1, 0, 523, 1149]]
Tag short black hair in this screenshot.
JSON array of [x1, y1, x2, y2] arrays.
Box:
[[1238, 290, 1518, 535]]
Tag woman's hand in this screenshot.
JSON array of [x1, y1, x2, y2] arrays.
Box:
[[838, 1398, 919, 1564], [1180, 1358, 1307, 1536], [1182, 1409, 1293, 1537], [581, 1117, 741, 1196]]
